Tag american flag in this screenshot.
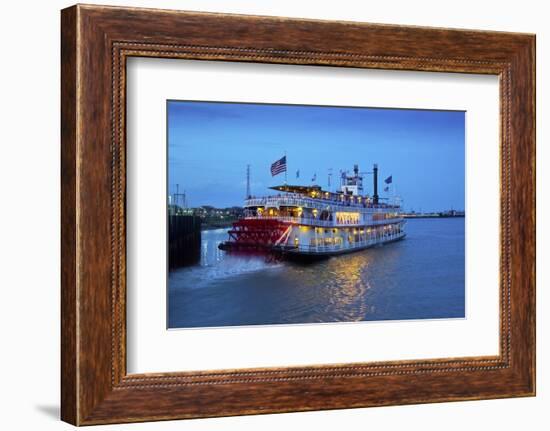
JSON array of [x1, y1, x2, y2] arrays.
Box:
[[270, 156, 287, 176]]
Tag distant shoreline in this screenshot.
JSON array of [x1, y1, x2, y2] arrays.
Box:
[[402, 214, 465, 219]]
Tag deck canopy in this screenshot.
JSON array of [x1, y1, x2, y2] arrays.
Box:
[[270, 184, 324, 194], [270, 184, 357, 201], [259, 184, 392, 207], [270, 184, 338, 200]]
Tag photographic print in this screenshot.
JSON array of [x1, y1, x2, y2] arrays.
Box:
[[167, 100, 465, 329]]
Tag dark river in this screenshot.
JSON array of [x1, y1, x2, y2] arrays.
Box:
[[168, 218, 465, 329]]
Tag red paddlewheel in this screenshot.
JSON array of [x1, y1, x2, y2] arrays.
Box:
[[227, 219, 291, 247]]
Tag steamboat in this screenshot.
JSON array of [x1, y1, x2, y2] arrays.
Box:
[[219, 164, 406, 260]]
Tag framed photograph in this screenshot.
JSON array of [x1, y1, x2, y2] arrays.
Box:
[[61, 4, 535, 425], [164, 100, 464, 331]]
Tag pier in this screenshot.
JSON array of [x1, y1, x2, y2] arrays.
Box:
[[168, 215, 202, 270]]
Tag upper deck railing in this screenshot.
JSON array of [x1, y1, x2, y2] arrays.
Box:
[[244, 193, 400, 212], [244, 215, 404, 228]]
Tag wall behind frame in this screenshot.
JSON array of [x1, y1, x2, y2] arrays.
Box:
[[0, 0, 545, 430]]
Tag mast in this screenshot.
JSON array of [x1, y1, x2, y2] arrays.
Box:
[[246, 164, 251, 198], [373, 164, 379, 205]]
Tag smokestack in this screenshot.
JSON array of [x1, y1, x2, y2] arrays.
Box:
[[373, 163, 379, 205]]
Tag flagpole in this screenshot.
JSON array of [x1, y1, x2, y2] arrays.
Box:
[[284, 150, 287, 184]]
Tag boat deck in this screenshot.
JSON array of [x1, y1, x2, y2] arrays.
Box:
[[273, 231, 406, 260]]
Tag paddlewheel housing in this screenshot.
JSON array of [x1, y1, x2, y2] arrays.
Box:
[[220, 218, 292, 252]]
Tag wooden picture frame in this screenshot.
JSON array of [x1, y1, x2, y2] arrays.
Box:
[[61, 4, 535, 425]]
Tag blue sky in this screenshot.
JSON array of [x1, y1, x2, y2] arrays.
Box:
[[168, 100, 465, 212]]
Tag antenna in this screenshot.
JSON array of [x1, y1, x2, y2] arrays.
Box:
[[173, 184, 187, 210], [246, 164, 251, 198], [328, 168, 333, 190]]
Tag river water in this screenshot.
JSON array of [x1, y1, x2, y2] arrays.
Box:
[[168, 218, 465, 329]]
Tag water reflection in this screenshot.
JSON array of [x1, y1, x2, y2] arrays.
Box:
[[200, 228, 226, 265]]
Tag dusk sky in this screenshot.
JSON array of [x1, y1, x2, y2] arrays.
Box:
[[168, 100, 465, 212]]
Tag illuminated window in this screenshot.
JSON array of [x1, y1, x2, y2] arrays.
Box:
[[335, 212, 360, 225]]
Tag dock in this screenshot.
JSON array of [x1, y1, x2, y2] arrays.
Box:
[[168, 215, 202, 269]]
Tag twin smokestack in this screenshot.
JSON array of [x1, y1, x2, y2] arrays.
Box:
[[373, 163, 379, 205]]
